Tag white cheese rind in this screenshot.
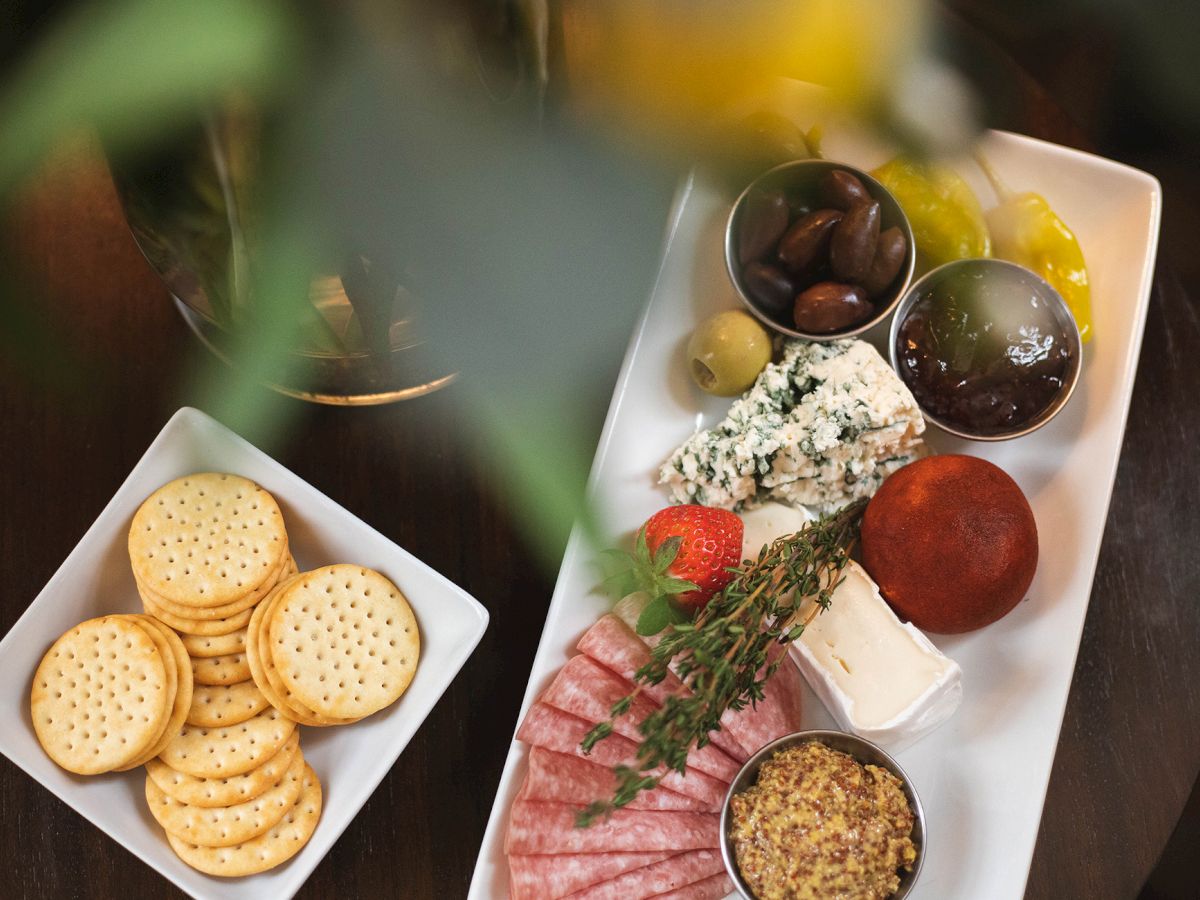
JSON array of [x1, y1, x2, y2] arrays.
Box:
[[789, 560, 962, 752], [660, 339, 926, 513]]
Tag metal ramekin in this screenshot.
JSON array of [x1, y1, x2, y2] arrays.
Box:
[[888, 257, 1084, 441], [720, 729, 927, 899], [725, 160, 916, 341]]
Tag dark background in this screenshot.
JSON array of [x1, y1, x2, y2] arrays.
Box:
[[1, 1, 1198, 898]]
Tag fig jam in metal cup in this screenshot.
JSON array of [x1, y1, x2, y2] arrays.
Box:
[[889, 258, 1083, 440]]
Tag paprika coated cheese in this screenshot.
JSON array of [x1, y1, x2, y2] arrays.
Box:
[[860, 454, 1038, 634]]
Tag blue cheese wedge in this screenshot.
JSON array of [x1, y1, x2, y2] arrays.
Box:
[[660, 339, 926, 513], [789, 560, 962, 751]]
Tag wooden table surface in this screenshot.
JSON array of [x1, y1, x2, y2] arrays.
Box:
[[1, 26, 1198, 900]]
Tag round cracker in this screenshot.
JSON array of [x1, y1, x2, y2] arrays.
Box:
[[129, 473, 287, 607], [122, 615, 193, 769], [180, 628, 247, 659], [32, 616, 170, 774], [165, 763, 322, 877], [141, 588, 254, 636], [190, 652, 251, 687], [249, 575, 360, 727], [158, 706, 295, 779], [146, 748, 306, 847], [270, 565, 420, 719], [136, 549, 292, 620], [244, 579, 315, 725], [108, 615, 176, 771], [145, 730, 299, 808], [186, 681, 269, 728]]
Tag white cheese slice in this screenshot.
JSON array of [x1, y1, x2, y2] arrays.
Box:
[[789, 560, 962, 751], [739, 502, 816, 562]]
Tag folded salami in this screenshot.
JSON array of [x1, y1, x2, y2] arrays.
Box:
[[564, 849, 725, 900], [504, 801, 719, 855], [720, 643, 806, 756], [541, 655, 741, 782], [607, 605, 804, 756], [522, 747, 707, 812], [577, 615, 750, 761], [508, 851, 675, 900], [652, 872, 735, 900], [516, 703, 726, 810]]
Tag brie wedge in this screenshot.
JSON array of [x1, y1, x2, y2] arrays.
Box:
[[790, 559, 962, 751]]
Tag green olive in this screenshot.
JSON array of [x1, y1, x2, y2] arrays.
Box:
[[687, 310, 772, 397]]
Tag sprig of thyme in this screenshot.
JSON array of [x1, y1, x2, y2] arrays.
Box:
[[575, 499, 866, 826]]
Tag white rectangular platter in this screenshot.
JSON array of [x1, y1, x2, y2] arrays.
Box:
[[470, 130, 1161, 899], [0, 406, 490, 900]]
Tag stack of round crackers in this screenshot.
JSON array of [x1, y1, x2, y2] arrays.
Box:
[[129, 473, 294, 637], [32, 614, 192, 775], [31, 471, 422, 880], [246, 564, 420, 727], [145, 707, 321, 876]]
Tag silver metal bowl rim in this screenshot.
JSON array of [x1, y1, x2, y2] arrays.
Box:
[[719, 729, 927, 900], [887, 257, 1084, 441], [724, 159, 917, 342]]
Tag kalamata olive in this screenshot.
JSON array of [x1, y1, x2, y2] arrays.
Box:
[[829, 200, 880, 282], [742, 261, 796, 319], [861, 227, 908, 297], [737, 190, 789, 265], [820, 170, 871, 211], [777, 208, 842, 273], [793, 282, 874, 333], [787, 196, 811, 219]]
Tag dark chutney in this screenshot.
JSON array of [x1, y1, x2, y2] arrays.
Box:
[[895, 262, 1075, 436]]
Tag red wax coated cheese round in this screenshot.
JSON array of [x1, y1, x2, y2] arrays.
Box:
[[860, 454, 1038, 634]]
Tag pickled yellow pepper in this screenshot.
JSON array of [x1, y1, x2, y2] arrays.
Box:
[[871, 157, 992, 268], [976, 153, 1093, 342]]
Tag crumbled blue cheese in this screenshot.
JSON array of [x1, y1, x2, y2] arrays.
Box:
[[660, 339, 926, 512]]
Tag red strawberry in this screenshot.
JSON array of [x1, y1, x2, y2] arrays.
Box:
[[643, 505, 744, 610], [602, 505, 745, 635]]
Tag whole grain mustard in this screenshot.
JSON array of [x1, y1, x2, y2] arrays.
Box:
[[730, 741, 917, 899]]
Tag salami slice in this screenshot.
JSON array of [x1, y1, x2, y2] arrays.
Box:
[[541, 655, 741, 782], [508, 851, 675, 900], [732, 645, 806, 753], [652, 872, 735, 899], [516, 703, 727, 810], [577, 615, 750, 761], [564, 849, 726, 899], [504, 800, 719, 854], [599, 609, 804, 757], [523, 747, 707, 812]]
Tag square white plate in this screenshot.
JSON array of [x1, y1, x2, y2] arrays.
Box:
[[0, 406, 489, 900], [469, 129, 1161, 900]]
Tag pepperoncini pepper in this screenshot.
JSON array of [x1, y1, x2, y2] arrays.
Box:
[[975, 153, 1093, 342], [871, 157, 992, 268]]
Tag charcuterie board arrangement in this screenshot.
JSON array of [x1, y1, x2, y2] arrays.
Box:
[[470, 117, 1161, 900]]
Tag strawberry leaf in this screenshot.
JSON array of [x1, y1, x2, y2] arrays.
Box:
[[597, 548, 630, 566], [658, 576, 700, 596], [634, 527, 652, 569], [600, 568, 639, 598], [636, 595, 691, 636], [652, 535, 682, 574], [635, 596, 670, 635]]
